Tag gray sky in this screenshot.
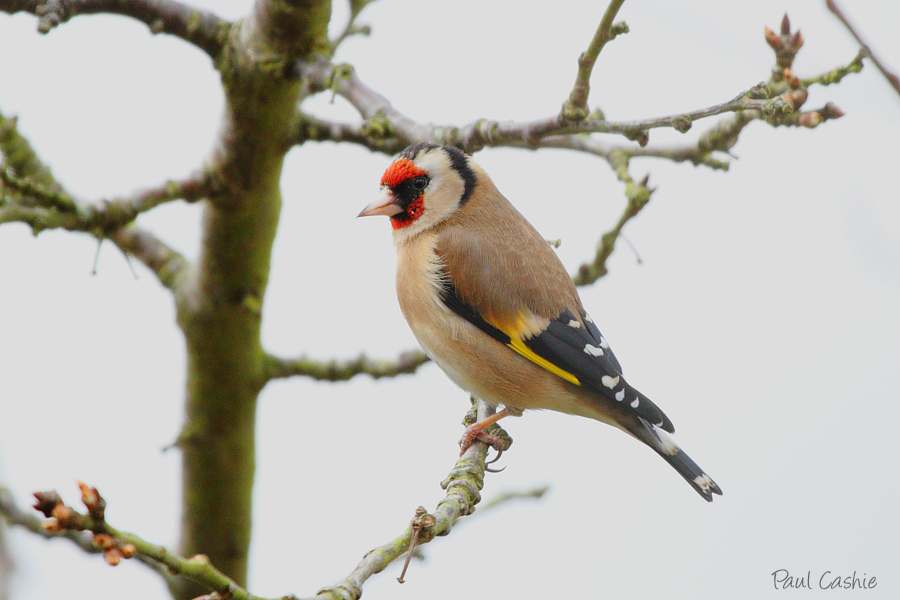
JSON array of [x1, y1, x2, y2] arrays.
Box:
[[2, 1, 899, 598]]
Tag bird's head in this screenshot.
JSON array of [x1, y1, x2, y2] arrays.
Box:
[[358, 143, 477, 237]]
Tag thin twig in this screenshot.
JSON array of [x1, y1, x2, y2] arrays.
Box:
[[0, 487, 97, 553], [562, 0, 628, 120], [825, 0, 900, 98]]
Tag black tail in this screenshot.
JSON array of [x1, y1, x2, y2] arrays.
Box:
[[632, 417, 723, 502]]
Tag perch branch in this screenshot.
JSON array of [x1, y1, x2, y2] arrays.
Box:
[[305, 401, 499, 600]]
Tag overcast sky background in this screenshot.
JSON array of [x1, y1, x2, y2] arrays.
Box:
[[1, 1, 899, 599]]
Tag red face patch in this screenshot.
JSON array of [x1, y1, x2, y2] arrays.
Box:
[[381, 158, 427, 187], [390, 197, 424, 230], [382, 157, 429, 230]]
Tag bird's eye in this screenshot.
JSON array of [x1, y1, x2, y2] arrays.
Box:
[[412, 176, 429, 191]]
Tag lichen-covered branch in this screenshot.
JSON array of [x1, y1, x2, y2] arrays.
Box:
[[0, 0, 231, 59], [263, 349, 429, 382], [0, 109, 63, 189]]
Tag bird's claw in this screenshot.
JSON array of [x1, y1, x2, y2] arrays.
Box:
[[484, 447, 506, 473]]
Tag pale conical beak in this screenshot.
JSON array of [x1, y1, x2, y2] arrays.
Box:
[[357, 188, 404, 218]]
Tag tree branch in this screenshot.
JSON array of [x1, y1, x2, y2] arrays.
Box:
[[561, 0, 628, 121], [110, 226, 191, 292], [571, 150, 654, 286], [1, 166, 212, 235], [300, 57, 794, 152], [0, 106, 191, 290], [0, 0, 230, 60], [293, 112, 406, 155], [263, 349, 430, 382]]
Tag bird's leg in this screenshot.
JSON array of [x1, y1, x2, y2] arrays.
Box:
[[459, 408, 512, 455]]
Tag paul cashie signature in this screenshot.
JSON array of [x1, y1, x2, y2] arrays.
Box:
[[772, 569, 877, 590]]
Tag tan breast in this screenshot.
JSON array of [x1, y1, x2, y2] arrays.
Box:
[[393, 230, 617, 425]]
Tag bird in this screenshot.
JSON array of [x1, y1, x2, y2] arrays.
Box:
[[358, 142, 722, 502]]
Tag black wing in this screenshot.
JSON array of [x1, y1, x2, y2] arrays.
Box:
[[523, 309, 675, 432]]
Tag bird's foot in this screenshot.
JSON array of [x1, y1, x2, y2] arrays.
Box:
[[459, 422, 513, 472], [459, 424, 507, 455]]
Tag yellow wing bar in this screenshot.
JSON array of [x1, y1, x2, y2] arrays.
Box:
[[506, 336, 581, 386]]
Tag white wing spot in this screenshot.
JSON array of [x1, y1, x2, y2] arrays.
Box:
[[615, 389, 625, 402], [584, 344, 604, 357], [599, 336, 609, 349], [601, 375, 620, 389], [630, 397, 640, 408], [567, 319, 582, 329], [583, 314, 594, 324]]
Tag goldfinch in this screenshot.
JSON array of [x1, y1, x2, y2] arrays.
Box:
[[359, 142, 722, 502]]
